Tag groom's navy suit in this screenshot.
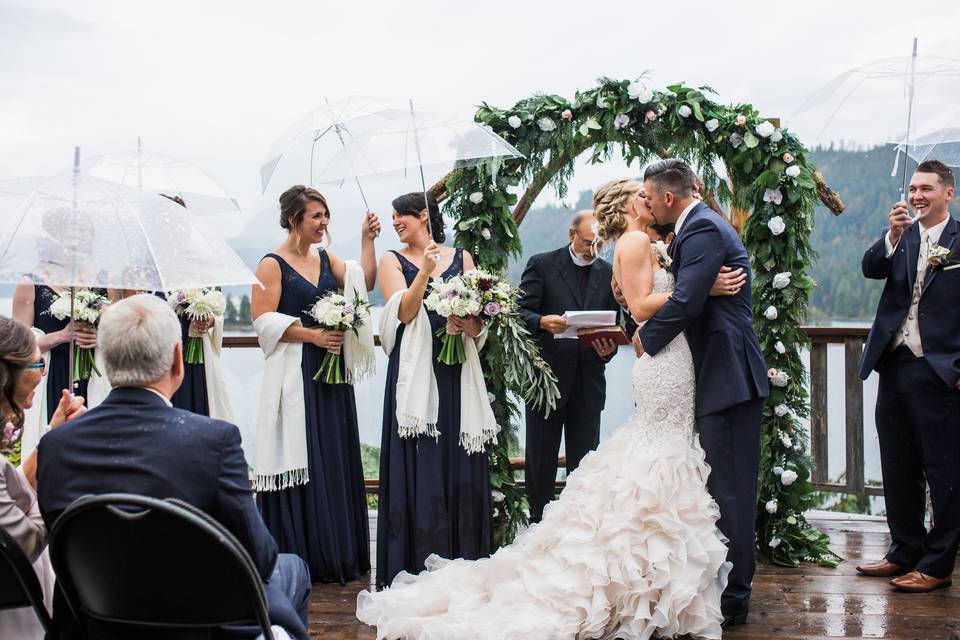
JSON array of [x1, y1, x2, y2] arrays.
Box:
[[37, 387, 311, 640], [860, 216, 960, 578], [639, 202, 768, 617]]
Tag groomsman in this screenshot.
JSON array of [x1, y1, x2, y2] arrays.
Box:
[[519, 211, 621, 523], [858, 160, 960, 592]]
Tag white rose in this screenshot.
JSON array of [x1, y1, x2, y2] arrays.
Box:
[[491, 490, 505, 503], [324, 308, 343, 326], [773, 466, 784, 476], [342, 312, 354, 325], [769, 537, 782, 548], [469, 191, 484, 204], [785, 165, 801, 178], [780, 469, 799, 486], [487, 392, 496, 403], [450, 299, 469, 316], [771, 129, 783, 142], [765, 499, 778, 514], [481, 228, 491, 240], [780, 434, 793, 448], [436, 300, 453, 317], [507, 115, 522, 129], [771, 370, 790, 387], [493, 507, 500, 518], [772, 272, 792, 289], [678, 104, 692, 118], [774, 404, 789, 417], [537, 117, 556, 132], [628, 82, 654, 103], [756, 121, 775, 138], [767, 216, 786, 236], [775, 341, 786, 354], [705, 118, 719, 132], [466, 299, 482, 315]]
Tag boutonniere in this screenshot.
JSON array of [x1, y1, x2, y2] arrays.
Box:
[[653, 240, 672, 268], [928, 243, 956, 270]]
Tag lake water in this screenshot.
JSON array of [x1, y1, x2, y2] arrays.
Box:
[[0, 297, 879, 485]]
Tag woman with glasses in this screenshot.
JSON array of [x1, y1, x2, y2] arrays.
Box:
[[0, 316, 85, 638]]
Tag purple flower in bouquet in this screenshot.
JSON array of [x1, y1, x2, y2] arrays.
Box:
[[613, 113, 630, 130], [484, 302, 501, 317]]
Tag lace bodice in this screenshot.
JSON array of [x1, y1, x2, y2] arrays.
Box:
[[631, 269, 697, 448]]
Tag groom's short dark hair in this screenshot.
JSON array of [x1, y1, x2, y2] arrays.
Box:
[[644, 159, 695, 198]]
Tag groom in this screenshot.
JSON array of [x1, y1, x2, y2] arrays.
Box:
[[634, 159, 769, 627]]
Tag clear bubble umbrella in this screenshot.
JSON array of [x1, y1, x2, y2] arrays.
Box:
[[896, 122, 960, 168], [314, 102, 524, 236], [81, 138, 241, 217], [0, 148, 259, 384], [258, 95, 398, 207], [788, 38, 960, 195]]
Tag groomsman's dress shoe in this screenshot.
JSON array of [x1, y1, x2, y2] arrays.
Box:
[[890, 571, 953, 592], [855, 559, 910, 577], [721, 610, 748, 628]]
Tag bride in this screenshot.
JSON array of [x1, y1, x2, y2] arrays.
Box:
[[357, 177, 732, 639]]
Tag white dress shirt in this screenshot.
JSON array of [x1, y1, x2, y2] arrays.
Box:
[[673, 200, 701, 236]]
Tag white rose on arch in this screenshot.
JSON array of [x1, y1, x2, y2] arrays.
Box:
[[780, 434, 793, 448], [774, 403, 789, 417], [768, 216, 786, 236], [775, 341, 787, 354], [773, 466, 785, 476], [538, 117, 557, 132], [772, 272, 792, 289], [764, 305, 778, 320], [769, 537, 782, 548], [628, 81, 654, 103], [678, 104, 692, 118], [771, 370, 790, 387], [785, 165, 801, 178], [705, 118, 719, 132], [771, 129, 783, 142], [481, 228, 492, 240], [756, 121, 775, 138], [780, 469, 799, 486], [765, 499, 778, 514], [469, 192, 484, 204], [507, 115, 522, 129]]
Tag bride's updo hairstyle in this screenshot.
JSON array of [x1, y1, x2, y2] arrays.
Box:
[[392, 192, 445, 243], [593, 178, 641, 242], [279, 185, 331, 232]]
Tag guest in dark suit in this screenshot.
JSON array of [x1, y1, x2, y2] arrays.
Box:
[[857, 160, 960, 593], [636, 160, 769, 627], [36, 294, 311, 640], [519, 211, 621, 523]]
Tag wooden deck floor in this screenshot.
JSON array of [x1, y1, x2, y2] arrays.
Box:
[[309, 513, 960, 639]]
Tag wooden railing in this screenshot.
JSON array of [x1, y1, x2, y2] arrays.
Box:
[[224, 326, 875, 499]]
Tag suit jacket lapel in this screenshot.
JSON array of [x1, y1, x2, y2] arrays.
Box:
[[668, 202, 707, 273], [583, 261, 607, 309], [905, 226, 920, 291], [922, 217, 958, 297], [556, 249, 585, 307]]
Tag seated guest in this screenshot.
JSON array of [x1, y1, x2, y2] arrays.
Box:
[[0, 316, 85, 639], [37, 295, 311, 640]]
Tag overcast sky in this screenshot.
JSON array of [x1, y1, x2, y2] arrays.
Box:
[[2, 0, 958, 246]]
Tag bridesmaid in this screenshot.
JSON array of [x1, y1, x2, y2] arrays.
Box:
[[12, 284, 97, 423], [252, 185, 379, 584], [376, 192, 492, 588]]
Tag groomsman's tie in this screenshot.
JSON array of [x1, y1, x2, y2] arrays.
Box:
[[900, 233, 930, 358]]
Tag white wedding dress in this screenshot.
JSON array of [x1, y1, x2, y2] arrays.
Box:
[[357, 269, 730, 640]]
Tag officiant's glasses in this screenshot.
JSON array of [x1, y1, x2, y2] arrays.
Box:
[[574, 231, 604, 255]]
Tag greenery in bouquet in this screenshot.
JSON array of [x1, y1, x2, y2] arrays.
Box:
[[424, 274, 481, 365], [305, 291, 370, 384], [47, 289, 108, 381]]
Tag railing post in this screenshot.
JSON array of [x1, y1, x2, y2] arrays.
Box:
[[809, 341, 829, 484], [844, 337, 865, 501]]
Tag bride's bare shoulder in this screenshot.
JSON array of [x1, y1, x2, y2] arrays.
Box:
[[615, 231, 651, 256]]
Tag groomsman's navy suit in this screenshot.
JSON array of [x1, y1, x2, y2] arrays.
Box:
[[639, 201, 768, 618], [520, 246, 621, 523], [37, 386, 311, 640], [860, 216, 960, 579]]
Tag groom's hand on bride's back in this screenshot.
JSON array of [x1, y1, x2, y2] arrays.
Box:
[[710, 266, 746, 297]]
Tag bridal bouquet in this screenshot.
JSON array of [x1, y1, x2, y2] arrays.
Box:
[[47, 289, 108, 381], [167, 288, 226, 365], [305, 291, 371, 384], [424, 274, 482, 364]]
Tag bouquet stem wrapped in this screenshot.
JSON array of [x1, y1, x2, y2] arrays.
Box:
[[47, 290, 107, 382], [167, 288, 227, 365]]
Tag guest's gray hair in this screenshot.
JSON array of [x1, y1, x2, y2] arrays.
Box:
[[99, 294, 182, 387], [569, 210, 596, 232]]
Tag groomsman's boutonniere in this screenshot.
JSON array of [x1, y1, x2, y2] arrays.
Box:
[[928, 244, 957, 270], [653, 240, 672, 268]]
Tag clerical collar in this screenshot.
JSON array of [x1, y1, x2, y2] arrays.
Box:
[[568, 244, 596, 267]]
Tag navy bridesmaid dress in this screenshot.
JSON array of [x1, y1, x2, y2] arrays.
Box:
[[32, 285, 90, 423], [256, 249, 370, 584], [376, 248, 492, 588], [170, 314, 210, 415]]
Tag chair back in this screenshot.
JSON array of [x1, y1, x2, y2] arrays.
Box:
[[49, 493, 274, 639], [0, 526, 52, 632]]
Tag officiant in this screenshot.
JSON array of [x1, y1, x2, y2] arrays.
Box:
[[519, 211, 621, 522]]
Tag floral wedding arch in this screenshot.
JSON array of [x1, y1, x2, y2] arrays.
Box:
[[433, 77, 845, 567]]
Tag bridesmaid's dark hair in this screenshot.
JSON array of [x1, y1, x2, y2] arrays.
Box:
[[392, 192, 445, 243], [0, 316, 37, 429], [279, 185, 330, 232]]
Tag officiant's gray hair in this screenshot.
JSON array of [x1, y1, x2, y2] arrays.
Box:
[[99, 294, 182, 387], [568, 210, 596, 232], [643, 159, 695, 198]]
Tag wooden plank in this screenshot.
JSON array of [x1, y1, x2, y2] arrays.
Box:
[[809, 341, 829, 484], [844, 337, 866, 500]]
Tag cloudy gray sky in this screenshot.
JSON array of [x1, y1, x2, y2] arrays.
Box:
[[2, 0, 958, 250]]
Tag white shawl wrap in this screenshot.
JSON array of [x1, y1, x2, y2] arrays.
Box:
[[341, 260, 376, 384], [379, 290, 498, 453], [252, 312, 308, 491]]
